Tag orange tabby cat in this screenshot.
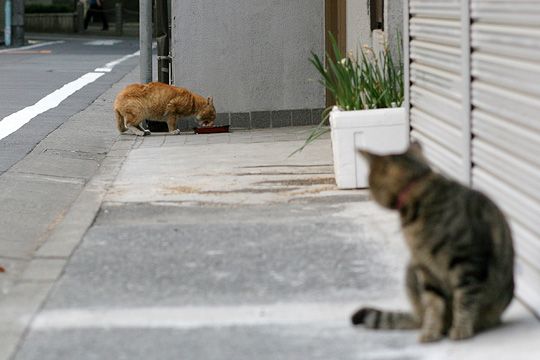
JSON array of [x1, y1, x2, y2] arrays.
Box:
[[114, 82, 216, 136]]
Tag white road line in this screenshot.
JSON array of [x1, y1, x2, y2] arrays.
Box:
[[0, 72, 104, 140], [0, 50, 139, 141], [0, 40, 65, 54], [31, 303, 360, 330], [85, 40, 123, 46], [95, 50, 140, 72]]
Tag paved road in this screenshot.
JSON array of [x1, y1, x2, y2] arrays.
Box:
[[0, 35, 139, 174], [10, 126, 539, 360], [0, 35, 139, 308], [10, 126, 406, 359], [1, 36, 539, 360]]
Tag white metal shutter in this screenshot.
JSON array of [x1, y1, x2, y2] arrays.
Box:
[[407, 0, 470, 183], [471, 0, 540, 316]]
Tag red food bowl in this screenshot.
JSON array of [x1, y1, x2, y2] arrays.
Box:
[[193, 125, 230, 134]]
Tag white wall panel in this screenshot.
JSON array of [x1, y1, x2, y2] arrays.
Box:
[[410, 87, 462, 125], [410, 0, 460, 18], [472, 53, 540, 96], [410, 40, 461, 73], [410, 63, 462, 101], [411, 108, 462, 151], [407, 0, 469, 183], [411, 130, 463, 176], [472, 0, 540, 25], [472, 0, 540, 316], [473, 83, 540, 132], [410, 18, 461, 45], [472, 23, 540, 61], [473, 168, 540, 267], [407, 0, 540, 316], [472, 110, 540, 168]]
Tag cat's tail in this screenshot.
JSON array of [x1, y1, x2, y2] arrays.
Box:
[[115, 109, 127, 133], [351, 307, 420, 329]]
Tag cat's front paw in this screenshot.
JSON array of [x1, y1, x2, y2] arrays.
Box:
[[449, 325, 474, 341], [419, 330, 444, 343], [169, 129, 181, 135]]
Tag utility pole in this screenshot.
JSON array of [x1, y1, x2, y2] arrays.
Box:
[[11, 0, 24, 46], [155, 0, 170, 84], [140, 0, 166, 132], [4, 0, 12, 46], [139, 0, 152, 83]]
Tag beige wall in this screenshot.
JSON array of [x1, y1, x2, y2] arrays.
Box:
[[346, 0, 403, 59], [385, 0, 404, 61], [171, 0, 326, 113], [346, 0, 371, 53]]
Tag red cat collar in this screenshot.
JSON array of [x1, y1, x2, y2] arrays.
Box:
[[396, 179, 420, 210]]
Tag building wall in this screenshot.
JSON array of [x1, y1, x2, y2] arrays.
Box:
[[405, 0, 540, 317], [171, 0, 325, 114], [346, 0, 403, 60], [346, 0, 371, 53], [384, 0, 403, 62]]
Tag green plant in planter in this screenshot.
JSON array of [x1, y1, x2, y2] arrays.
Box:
[[292, 33, 403, 155]]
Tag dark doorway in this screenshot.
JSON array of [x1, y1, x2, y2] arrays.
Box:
[[324, 0, 347, 107], [370, 0, 384, 30]]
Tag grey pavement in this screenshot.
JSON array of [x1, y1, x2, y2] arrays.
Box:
[[0, 35, 139, 174], [0, 62, 138, 288], [0, 35, 139, 292], [0, 42, 139, 358], [1, 66, 539, 359]]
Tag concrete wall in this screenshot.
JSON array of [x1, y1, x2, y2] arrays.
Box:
[[346, 0, 371, 53], [385, 0, 403, 62], [25, 13, 76, 33], [346, 0, 403, 59], [171, 0, 325, 114]]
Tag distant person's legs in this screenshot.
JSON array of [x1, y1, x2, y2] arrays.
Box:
[[83, 6, 97, 30], [84, 4, 108, 30], [99, 7, 109, 30]]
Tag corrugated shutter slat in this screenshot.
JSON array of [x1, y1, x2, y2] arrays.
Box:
[[472, 82, 540, 132], [472, 139, 540, 201], [410, 0, 461, 18], [411, 130, 463, 176], [408, 0, 468, 182], [472, 0, 540, 25], [472, 0, 540, 314], [411, 63, 462, 101], [410, 18, 461, 46], [410, 40, 461, 73], [411, 108, 462, 152], [472, 23, 540, 61], [407, 0, 540, 315], [472, 53, 540, 97], [472, 110, 540, 168]]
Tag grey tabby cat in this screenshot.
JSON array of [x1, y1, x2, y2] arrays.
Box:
[[352, 142, 514, 342]]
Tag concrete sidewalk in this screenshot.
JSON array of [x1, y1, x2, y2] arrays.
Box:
[[1, 69, 539, 359]]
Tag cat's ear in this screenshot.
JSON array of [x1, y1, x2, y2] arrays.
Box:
[[357, 148, 377, 164], [207, 97, 214, 105], [407, 141, 423, 157], [407, 141, 428, 163]]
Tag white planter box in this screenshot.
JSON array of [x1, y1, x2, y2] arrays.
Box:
[[330, 107, 409, 189]]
